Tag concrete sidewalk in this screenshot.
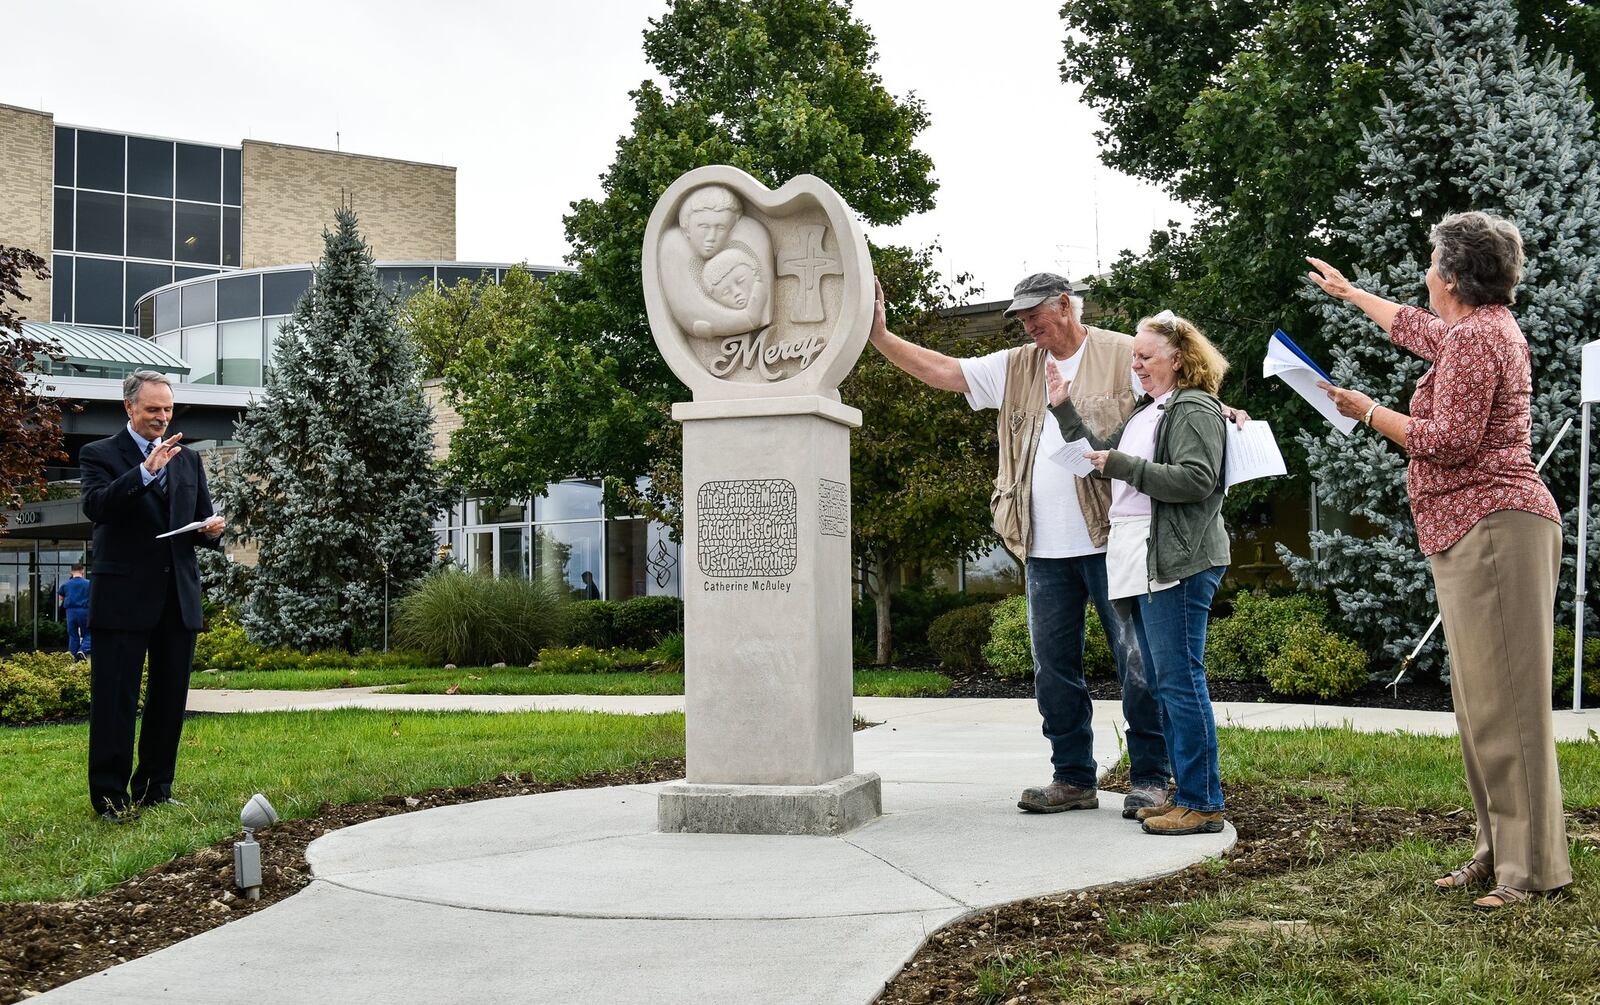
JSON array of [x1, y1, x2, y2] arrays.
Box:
[[41, 706, 1235, 1004], [185, 686, 1600, 740]]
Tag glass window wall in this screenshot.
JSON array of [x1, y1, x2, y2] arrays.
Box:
[[536, 481, 603, 522], [219, 320, 263, 386], [75, 130, 124, 192], [74, 257, 123, 327], [75, 191, 124, 256], [180, 281, 215, 326], [126, 197, 172, 260], [127, 137, 174, 197], [184, 325, 217, 384]]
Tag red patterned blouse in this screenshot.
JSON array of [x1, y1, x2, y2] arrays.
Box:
[[1392, 303, 1560, 556]]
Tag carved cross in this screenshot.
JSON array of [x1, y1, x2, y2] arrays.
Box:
[[777, 224, 843, 323]]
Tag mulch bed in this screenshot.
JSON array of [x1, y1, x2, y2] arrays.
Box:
[[0, 759, 684, 1004], [877, 772, 1600, 1005], [944, 669, 1462, 713]]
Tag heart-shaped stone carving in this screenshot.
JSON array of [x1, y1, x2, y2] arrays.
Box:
[[642, 165, 873, 402]]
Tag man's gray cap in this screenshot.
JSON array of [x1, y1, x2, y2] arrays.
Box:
[[1003, 273, 1074, 318]]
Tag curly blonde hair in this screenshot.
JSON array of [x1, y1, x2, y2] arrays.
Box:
[[1137, 312, 1228, 396]]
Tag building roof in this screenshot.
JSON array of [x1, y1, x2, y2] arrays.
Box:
[[21, 321, 190, 375]]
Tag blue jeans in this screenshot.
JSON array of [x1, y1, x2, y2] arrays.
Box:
[[1132, 566, 1225, 813], [1027, 555, 1169, 790], [66, 608, 91, 658]]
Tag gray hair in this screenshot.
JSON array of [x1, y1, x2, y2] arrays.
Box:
[[1430, 211, 1524, 306], [123, 369, 174, 405]]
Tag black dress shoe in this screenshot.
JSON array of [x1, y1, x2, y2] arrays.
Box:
[[98, 806, 141, 824], [136, 796, 183, 808]]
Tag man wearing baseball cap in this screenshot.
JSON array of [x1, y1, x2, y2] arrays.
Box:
[[866, 273, 1169, 818]]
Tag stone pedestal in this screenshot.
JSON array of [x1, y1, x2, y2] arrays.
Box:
[[657, 395, 881, 835]]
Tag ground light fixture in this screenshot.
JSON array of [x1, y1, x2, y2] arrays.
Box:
[[234, 793, 279, 900]]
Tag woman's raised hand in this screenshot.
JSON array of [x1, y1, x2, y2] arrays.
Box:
[[1045, 360, 1071, 406], [1305, 257, 1356, 301]]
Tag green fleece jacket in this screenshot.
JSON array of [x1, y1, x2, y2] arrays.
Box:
[[1050, 387, 1230, 583]]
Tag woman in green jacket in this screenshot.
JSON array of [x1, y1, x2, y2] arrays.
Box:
[[1047, 311, 1231, 836]]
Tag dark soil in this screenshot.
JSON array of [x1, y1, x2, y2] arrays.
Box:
[[0, 759, 685, 1004], [877, 770, 1600, 1005], [944, 669, 1460, 712]]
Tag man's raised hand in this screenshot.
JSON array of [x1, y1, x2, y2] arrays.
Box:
[[1045, 360, 1071, 406]]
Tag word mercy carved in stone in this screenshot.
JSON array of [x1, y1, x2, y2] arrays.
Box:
[[819, 479, 849, 538], [776, 224, 844, 323], [697, 479, 799, 578], [709, 328, 827, 381]]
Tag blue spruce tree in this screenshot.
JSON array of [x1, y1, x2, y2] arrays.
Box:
[[220, 205, 445, 651], [1281, 0, 1600, 674]]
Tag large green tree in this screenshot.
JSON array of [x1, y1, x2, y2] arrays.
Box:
[[1059, 0, 1598, 499], [439, 0, 936, 501], [845, 245, 1005, 664], [1280, 0, 1600, 673], [220, 207, 446, 652]]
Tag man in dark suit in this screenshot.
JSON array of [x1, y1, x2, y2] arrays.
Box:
[[79, 370, 224, 821]]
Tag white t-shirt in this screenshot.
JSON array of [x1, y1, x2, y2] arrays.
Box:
[[960, 345, 1102, 558], [1108, 389, 1173, 519]]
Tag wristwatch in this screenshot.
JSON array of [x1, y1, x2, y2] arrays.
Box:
[[1361, 402, 1379, 426]]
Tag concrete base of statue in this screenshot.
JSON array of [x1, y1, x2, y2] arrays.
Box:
[[659, 394, 879, 835], [657, 772, 882, 836]]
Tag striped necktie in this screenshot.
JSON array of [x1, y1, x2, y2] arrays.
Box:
[[142, 440, 169, 495]]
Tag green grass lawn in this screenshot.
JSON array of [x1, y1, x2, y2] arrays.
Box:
[[0, 708, 684, 902], [188, 667, 953, 697], [968, 726, 1600, 1004]]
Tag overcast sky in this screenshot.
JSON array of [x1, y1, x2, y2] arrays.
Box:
[[9, 0, 1191, 303]]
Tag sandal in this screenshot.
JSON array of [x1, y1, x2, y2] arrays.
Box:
[[1434, 859, 1492, 891], [1473, 885, 1562, 910]]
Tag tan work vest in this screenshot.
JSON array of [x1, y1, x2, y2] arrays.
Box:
[[990, 326, 1137, 560]]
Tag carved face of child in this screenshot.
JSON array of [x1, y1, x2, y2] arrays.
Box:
[[705, 250, 759, 310], [687, 208, 738, 259]]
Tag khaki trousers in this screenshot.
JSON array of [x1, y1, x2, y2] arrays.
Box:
[[1429, 508, 1571, 891]]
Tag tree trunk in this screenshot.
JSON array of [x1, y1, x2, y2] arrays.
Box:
[[874, 556, 898, 666]]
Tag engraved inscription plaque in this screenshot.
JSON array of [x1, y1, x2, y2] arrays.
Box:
[[819, 478, 849, 538], [697, 479, 798, 577]]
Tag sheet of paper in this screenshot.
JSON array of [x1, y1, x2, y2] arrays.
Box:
[[1225, 421, 1288, 489], [1264, 329, 1358, 434], [1047, 437, 1098, 478], [157, 519, 211, 539]]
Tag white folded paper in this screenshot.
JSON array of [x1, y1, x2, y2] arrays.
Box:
[[1047, 437, 1098, 478], [1264, 329, 1357, 434], [1225, 421, 1288, 489], [157, 519, 212, 539]]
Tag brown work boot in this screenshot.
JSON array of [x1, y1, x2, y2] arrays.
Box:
[[1134, 799, 1177, 821], [1141, 807, 1226, 835], [1017, 782, 1099, 813]]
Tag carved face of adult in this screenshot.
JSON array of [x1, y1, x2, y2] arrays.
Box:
[[1132, 327, 1181, 397], [125, 380, 174, 441], [687, 209, 738, 259], [1425, 245, 1469, 323], [1014, 296, 1083, 358]]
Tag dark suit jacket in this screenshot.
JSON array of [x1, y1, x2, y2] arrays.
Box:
[[79, 429, 221, 632]]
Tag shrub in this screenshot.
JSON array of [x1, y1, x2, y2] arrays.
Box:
[[562, 600, 617, 649], [0, 651, 90, 724], [1205, 590, 1330, 682], [1261, 616, 1370, 699], [648, 632, 685, 673], [854, 587, 1007, 662], [607, 647, 652, 670], [192, 616, 422, 672], [393, 570, 563, 666], [0, 620, 68, 652], [611, 595, 682, 649], [982, 596, 1033, 680], [1552, 626, 1600, 702], [535, 645, 613, 674], [927, 603, 995, 673]]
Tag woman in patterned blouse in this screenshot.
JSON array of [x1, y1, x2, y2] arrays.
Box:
[[1306, 210, 1570, 910]]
